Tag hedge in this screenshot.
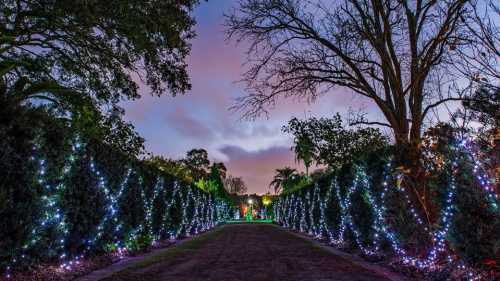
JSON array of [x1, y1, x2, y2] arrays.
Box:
[[273, 142, 499, 276], [0, 106, 233, 273]]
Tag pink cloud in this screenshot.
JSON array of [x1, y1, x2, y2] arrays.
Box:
[[121, 2, 389, 194], [220, 145, 308, 195]]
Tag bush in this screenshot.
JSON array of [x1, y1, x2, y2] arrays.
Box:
[[272, 143, 499, 269], [0, 107, 234, 272]]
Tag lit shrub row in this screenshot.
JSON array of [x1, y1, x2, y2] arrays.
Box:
[[273, 145, 499, 276], [0, 107, 233, 273]]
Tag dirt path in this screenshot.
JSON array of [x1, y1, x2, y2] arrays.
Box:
[[101, 224, 396, 281]]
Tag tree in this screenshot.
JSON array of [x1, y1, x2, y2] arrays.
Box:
[[183, 149, 210, 180], [462, 85, 500, 129], [269, 167, 298, 194], [283, 114, 388, 169], [456, 0, 499, 82], [71, 106, 145, 157], [208, 165, 229, 200], [226, 0, 495, 170], [0, 0, 197, 113], [146, 155, 193, 183], [454, 85, 500, 175], [224, 175, 248, 195], [212, 162, 228, 179], [287, 126, 316, 176]]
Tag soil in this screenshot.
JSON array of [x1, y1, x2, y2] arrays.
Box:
[[103, 224, 390, 281]]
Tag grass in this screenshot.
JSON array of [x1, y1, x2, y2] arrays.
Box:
[[225, 219, 273, 224], [107, 226, 225, 278]]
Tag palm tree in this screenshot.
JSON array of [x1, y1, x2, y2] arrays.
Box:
[[269, 167, 298, 194], [294, 135, 315, 177]]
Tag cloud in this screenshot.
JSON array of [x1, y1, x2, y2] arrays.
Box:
[[121, 2, 387, 193], [166, 107, 215, 140], [219, 145, 306, 195]]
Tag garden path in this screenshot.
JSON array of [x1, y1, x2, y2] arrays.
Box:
[[100, 224, 403, 281]]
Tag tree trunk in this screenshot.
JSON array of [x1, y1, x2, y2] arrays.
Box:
[[393, 121, 436, 228]]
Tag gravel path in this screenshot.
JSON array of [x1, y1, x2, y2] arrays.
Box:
[[102, 224, 394, 281]]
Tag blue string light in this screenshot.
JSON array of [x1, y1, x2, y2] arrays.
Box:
[[3, 138, 234, 278], [273, 137, 495, 280]]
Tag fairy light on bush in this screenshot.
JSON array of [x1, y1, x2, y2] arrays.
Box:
[[7, 139, 82, 276], [144, 176, 164, 240], [459, 138, 498, 204], [2, 136, 235, 277], [307, 188, 316, 235]]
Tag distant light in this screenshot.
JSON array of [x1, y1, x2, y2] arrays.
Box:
[[248, 199, 253, 204]]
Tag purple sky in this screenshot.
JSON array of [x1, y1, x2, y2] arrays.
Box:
[[121, 1, 383, 194]]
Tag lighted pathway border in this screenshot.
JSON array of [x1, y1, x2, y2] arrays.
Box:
[[75, 226, 224, 281], [283, 227, 413, 281], [78, 222, 412, 281]]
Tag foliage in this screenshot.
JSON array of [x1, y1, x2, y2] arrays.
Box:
[[273, 135, 499, 276], [449, 160, 500, 266], [97, 108, 145, 157], [124, 233, 154, 254], [462, 85, 500, 128], [421, 124, 500, 267], [269, 167, 305, 194], [183, 149, 210, 180], [283, 123, 316, 175], [0, 0, 197, 108], [0, 105, 51, 268], [0, 0, 200, 158], [283, 114, 388, 169], [281, 176, 310, 195], [208, 164, 230, 201], [0, 108, 234, 271], [147, 155, 193, 183], [212, 162, 227, 179]]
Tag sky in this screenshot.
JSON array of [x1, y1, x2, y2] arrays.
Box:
[[121, 1, 382, 194]]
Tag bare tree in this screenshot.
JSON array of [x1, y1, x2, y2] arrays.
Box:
[[224, 175, 248, 194], [225, 0, 497, 170], [456, 0, 499, 81]]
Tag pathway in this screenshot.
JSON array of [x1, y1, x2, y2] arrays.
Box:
[[96, 224, 403, 281]]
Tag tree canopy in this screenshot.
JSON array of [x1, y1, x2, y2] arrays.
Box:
[[269, 167, 303, 194], [1, 0, 197, 110], [283, 114, 388, 169], [226, 0, 499, 169]]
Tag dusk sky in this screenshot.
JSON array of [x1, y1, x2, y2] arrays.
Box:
[[122, 1, 383, 194]]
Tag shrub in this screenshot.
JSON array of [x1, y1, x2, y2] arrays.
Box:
[[272, 142, 499, 270], [0, 108, 234, 272]]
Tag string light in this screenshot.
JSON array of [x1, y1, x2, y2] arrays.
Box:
[[3, 138, 234, 278], [272, 137, 496, 280]]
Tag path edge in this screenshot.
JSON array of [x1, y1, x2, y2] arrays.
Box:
[[74, 225, 225, 281], [281, 225, 414, 281]]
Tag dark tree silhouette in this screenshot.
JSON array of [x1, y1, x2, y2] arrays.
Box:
[[224, 175, 248, 195], [283, 114, 388, 169], [226, 0, 497, 170], [0, 0, 198, 110], [183, 148, 210, 180], [269, 167, 298, 194]]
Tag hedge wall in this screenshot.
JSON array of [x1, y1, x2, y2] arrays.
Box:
[[273, 143, 499, 276], [0, 107, 233, 274]]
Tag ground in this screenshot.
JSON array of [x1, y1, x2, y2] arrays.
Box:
[[102, 224, 391, 281]]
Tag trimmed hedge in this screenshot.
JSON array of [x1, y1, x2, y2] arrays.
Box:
[[0, 106, 233, 272], [273, 146, 499, 272]]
